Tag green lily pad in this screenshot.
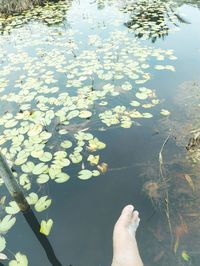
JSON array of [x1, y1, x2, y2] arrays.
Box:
[[160, 109, 170, 116], [40, 152, 53, 162], [32, 163, 48, 175], [0, 215, 16, 234], [78, 169, 93, 180], [21, 162, 35, 173], [61, 140, 73, 149], [79, 110, 92, 119], [34, 196, 52, 212], [54, 173, 70, 183], [40, 219, 53, 236], [37, 174, 50, 184], [5, 201, 20, 215], [135, 92, 148, 100], [69, 153, 82, 164], [0, 236, 6, 252], [9, 252, 28, 266], [26, 192, 38, 205]]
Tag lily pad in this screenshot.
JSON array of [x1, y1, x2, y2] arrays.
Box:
[[0, 236, 6, 252], [34, 196, 52, 212], [0, 215, 16, 234], [78, 169, 93, 180], [37, 174, 50, 184], [5, 201, 20, 215], [9, 252, 28, 266], [54, 172, 70, 183], [32, 163, 48, 175], [40, 219, 53, 236], [79, 110, 92, 119]]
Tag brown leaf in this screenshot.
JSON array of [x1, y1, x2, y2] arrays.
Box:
[[97, 163, 108, 174]]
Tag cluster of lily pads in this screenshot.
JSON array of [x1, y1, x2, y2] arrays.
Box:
[[0, 0, 72, 33], [122, 0, 183, 42], [0, 0, 176, 263]]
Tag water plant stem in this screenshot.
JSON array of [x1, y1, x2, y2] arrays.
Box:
[[158, 135, 173, 240]]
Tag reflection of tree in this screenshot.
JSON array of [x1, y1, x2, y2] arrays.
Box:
[[94, 0, 199, 42], [123, 0, 190, 43], [0, 0, 44, 14], [0, 0, 72, 34]]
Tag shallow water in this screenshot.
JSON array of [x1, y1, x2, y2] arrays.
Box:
[[0, 0, 200, 265]]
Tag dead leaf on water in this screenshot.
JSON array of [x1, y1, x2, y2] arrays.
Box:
[[97, 163, 108, 174]]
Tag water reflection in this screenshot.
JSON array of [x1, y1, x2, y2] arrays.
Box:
[[0, 0, 72, 34], [123, 0, 189, 42], [0, 0, 200, 265]]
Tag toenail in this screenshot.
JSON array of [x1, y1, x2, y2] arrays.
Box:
[[126, 205, 134, 211]]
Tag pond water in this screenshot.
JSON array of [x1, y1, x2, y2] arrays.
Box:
[[0, 0, 200, 265]]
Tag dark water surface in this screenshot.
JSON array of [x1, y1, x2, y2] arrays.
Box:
[[1, 0, 200, 265]]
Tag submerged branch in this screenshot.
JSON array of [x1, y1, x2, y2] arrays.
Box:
[[158, 135, 173, 241]]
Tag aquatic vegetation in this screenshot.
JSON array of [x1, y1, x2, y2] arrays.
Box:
[[122, 0, 188, 42], [139, 79, 200, 265], [0, 0, 72, 33], [0, 0, 182, 263], [9, 252, 28, 266], [40, 219, 53, 236]]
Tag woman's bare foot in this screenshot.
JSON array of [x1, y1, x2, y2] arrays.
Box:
[[111, 205, 143, 266]]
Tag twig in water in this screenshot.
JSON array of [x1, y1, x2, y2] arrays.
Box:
[[158, 135, 173, 241]]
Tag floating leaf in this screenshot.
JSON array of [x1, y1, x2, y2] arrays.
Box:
[[92, 170, 100, 177], [37, 174, 50, 184], [26, 192, 38, 205], [15, 157, 28, 166], [21, 162, 35, 173], [5, 120, 18, 129], [78, 169, 93, 180], [160, 109, 170, 116], [135, 92, 148, 100], [87, 155, 100, 165], [181, 250, 190, 261], [54, 173, 70, 183], [0, 215, 16, 234], [97, 162, 108, 173], [9, 252, 28, 266], [5, 201, 20, 215], [40, 219, 53, 236], [155, 65, 165, 70], [32, 163, 48, 175], [142, 112, 153, 118], [88, 138, 106, 152], [130, 101, 140, 107], [40, 152, 53, 162], [79, 111, 92, 119], [0, 253, 7, 260], [0, 236, 6, 252], [69, 153, 82, 164], [35, 196, 52, 212], [61, 140, 72, 149], [28, 124, 43, 137]]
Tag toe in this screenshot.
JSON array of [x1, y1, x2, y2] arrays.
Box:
[[130, 210, 140, 232], [116, 205, 134, 226]]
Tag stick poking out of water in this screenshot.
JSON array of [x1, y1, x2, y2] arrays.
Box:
[[0, 151, 29, 211], [0, 152, 63, 266]]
